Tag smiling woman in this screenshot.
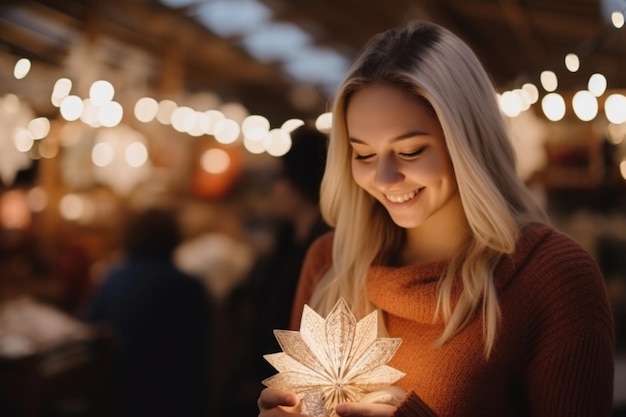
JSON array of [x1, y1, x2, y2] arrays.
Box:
[[257, 19, 615, 417]]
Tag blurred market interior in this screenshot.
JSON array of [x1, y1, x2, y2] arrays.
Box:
[[1, 0, 626, 415]]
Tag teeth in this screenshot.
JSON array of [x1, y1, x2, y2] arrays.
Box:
[[385, 190, 417, 203]]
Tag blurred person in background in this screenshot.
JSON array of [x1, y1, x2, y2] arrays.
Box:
[[218, 124, 330, 417], [86, 207, 212, 417]]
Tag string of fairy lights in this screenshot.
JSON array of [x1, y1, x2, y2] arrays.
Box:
[[497, 10, 626, 126], [3, 9, 626, 186]]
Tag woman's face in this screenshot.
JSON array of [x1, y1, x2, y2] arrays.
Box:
[[347, 83, 461, 231]]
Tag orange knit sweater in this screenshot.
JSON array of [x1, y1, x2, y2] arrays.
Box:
[[289, 223, 615, 417]]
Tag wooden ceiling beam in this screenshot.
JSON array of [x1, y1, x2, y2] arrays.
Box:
[[444, 0, 601, 40], [497, 0, 547, 68]]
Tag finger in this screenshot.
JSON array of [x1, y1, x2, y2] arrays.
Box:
[[258, 387, 299, 410], [335, 402, 397, 417]]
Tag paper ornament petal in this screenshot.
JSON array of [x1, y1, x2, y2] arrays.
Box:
[[263, 298, 405, 416]]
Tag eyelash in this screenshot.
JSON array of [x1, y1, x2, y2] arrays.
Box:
[[354, 147, 426, 161]]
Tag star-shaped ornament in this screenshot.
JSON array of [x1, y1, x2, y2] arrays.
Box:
[[263, 298, 405, 417]]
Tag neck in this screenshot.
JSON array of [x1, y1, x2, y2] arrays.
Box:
[[402, 193, 470, 265]]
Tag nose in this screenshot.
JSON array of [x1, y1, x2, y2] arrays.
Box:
[[374, 154, 404, 187]]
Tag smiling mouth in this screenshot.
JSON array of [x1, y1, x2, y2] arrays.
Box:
[[384, 187, 424, 203]]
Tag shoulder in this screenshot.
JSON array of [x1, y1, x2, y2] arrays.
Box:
[[301, 231, 334, 279], [307, 231, 334, 260], [500, 223, 612, 335], [520, 222, 601, 277], [497, 222, 602, 288]]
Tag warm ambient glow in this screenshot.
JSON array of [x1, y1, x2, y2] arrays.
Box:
[[92, 142, 115, 167], [59, 193, 85, 221], [26, 187, 48, 213]]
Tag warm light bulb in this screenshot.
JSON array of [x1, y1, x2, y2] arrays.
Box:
[[125, 142, 148, 167], [572, 90, 598, 121], [201, 148, 230, 174], [59, 95, 84, 121], [604, 94, 626, 124], [281, 118, 305, 134], [13, 58, 31, 79], [565, 53, 580, 72], [98, 101, 123, 127], [89, 80, 115, 105], [156, 100, 177, 124], [315, 112, 333, 133], [134, 97, 159, 123], [92, 142, 115, 167], [541, 93, 566, 121], [522, 83, 539, 104], [213, 118, 240, 144], [499, 91, 523, 118], [52, 78, 72, 107], [27, 117, 50, 140], [540, 71, 558, 92], [265, 128, 292, 157], [588, 73, 607, 97], [242, 115, 270, 140], [612, 11, 625, 28]]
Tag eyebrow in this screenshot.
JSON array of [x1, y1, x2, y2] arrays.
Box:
[[348, 130, 430, 145]]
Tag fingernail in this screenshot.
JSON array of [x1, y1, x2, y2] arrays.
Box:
[[335, 404, 347, 416]]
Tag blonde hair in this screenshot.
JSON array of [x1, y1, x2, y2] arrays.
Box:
[[310, 20, 547, 357]]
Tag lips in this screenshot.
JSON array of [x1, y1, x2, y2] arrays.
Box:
[[384, 187, 424, 203]]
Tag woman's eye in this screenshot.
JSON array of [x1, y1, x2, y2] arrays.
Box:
[[354, 153, 375, 160], [400, 147, 426, 159]]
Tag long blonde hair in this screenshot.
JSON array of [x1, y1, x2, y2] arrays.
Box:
[[309, 20, 547, 357]]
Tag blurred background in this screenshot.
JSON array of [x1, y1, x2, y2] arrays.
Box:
[[1, 0, 625, 416]]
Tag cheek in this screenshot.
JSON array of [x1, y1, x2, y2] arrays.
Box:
[[351, 160, 370, 189]]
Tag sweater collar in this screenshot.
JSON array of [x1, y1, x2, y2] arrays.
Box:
[[367, 223, 552, 323]]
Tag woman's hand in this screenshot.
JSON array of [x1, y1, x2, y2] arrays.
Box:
[[258, 387, 305, 416], [335, 386, 407, 417]]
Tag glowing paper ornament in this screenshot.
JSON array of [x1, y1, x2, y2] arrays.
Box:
[[263, 298, 405, 417]]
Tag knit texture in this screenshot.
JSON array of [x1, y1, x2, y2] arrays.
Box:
[[290, 223, 615, 417]]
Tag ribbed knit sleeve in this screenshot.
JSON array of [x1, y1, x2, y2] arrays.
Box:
[[392, 392, 438, 417]]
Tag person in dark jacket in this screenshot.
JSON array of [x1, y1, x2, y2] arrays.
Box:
[[86, 207, 212, 417]]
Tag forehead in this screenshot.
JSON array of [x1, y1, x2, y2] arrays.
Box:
[[345, 84, 439, 139]]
